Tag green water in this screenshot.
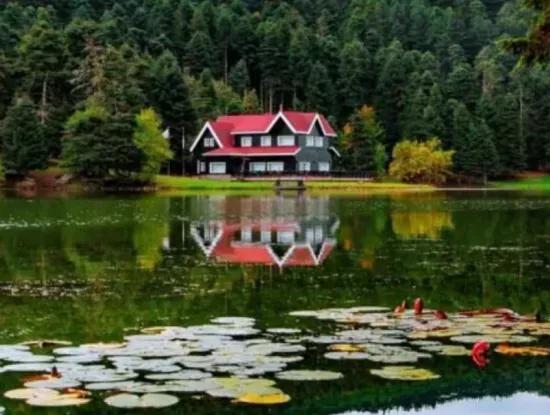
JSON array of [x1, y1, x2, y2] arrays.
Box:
[[0, 191, 549, 414]]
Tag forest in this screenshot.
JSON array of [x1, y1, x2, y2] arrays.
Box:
[[0, 0, 548, 182]]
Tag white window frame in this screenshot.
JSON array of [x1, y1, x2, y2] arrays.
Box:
[[199, 161, 207, 173], [204, 137, 215, 148], [249, 162, 266, 172], [315, 136, 324, 147], [299, 161, 311, 172], [318, 162, 330, 172], [261, 230, 272, 243], [209, 162, 226, 174], [261, 135, 272, 147], [277, 135, 295, 146], [241, 136, 252, 147], [277, 230, 295, 244], [306, 136, 315, 147], [267, 161, 284, 172], [241, 227, 252, 242]]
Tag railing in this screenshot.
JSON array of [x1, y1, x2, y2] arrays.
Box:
[[240, 170, 374, 179]]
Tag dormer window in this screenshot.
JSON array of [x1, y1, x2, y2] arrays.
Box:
[[261, 135, 272, 147], [315, 136, 324, 147], [306, 136, 315, 147], [204, 137, 215, 147], [277, 135, 295, 146], [241, 136, 252, 147]]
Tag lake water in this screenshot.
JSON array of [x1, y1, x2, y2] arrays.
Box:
[[0, 191, 549, 414]]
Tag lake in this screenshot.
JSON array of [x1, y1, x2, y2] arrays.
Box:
[[0, 190, 549, 414]]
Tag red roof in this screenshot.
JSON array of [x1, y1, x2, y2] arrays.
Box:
[[190, 222, 336, 268], [190, 110, 337, 152], [203, 146, 300, 157]]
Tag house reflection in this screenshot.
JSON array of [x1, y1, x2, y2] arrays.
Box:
[[189, 196, 339, 267]]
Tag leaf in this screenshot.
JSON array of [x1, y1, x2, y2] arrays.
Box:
[[275, 370, 343, 381], [104, 393, 179, 409], [234, 392, 291, 405], [495, 344, 550, 356], [370, 366, 440, 381]]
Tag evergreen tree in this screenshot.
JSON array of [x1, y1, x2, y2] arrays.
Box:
[[17, 8, 67, 124], [305, 61, 334, 115], [0, 99, 48, 176], [62, 102, 142, 180], [338, 39, 370, 117], [184, 31, 214, 75], [228, 59, 250, 95], [341, 106, 387, 175], [242, 89, 261, 113]]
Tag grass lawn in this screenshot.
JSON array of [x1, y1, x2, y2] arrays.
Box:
[[491, 175, 550, 191], [155, 175, 434, 192]]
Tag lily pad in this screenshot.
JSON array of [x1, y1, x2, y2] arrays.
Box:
[[266, 328, 301, 335], [24, 378, 81, 390], [370, 366, 440, 381], [419, 345, 470, 356], [27, 395, 90, 407], [450, 335, 536, 344], [234, 392, 291, 405], [105, 393, 179, 409], [145, 370, 212, 381], [86, 381, 144, 391], [495, 344, 550, 356], [21, 340, 72, 348], [275, 370, 343, 381], [324, 352, 371, 360], [4, 388, 59, 400]]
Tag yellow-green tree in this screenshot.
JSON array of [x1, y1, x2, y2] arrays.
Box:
[[133, 108, 172, 180], [389, 138, 454, 185]]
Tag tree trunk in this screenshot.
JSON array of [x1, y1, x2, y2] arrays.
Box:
[[224, 41, 228, 83], [40, 74, 49, 125]]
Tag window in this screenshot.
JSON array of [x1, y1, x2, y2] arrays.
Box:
[[306, 136, 315, 147], [199, 161, 207, 173], [241, 136, 252, 147], [267, 162, 284, 172], [261, 135, 272, 147], [318, 162, 330, 172], [261, 230, 272, 243], [277, 230, 295, 244], [209, 162, 226, 174], [315, 136, 324, 147], [299, 161, 311, 172], [204, 137, 215, 147], [277, 135, 295, 146], [250, 162, 266, 172], [241, 227, 252, 242]]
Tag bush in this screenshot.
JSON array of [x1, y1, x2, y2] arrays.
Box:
[[389, 138, 454, 185]]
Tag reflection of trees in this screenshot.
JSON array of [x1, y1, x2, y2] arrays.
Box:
[[390, 193, 454, 240], [133, 197, 169, 270], [391, 210, 454, 240]]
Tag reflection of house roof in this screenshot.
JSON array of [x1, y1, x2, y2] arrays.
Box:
[[190, 222, 336, 268]]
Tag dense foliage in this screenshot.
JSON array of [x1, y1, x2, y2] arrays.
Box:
[[0, 0, 548, 181], [389, 139, 454, 185]]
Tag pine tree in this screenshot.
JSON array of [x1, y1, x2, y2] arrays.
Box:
[[242, 89, 261, 113], [1, 98, 48, 176], [228, 59, 250, 95], [17, 8, 67, 124], [305, 61, 334, 115], [184, 31, 214, 75], [338, 39, 370, 117]]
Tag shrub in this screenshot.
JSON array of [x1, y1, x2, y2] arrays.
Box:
[[389, 138, 454, 185]]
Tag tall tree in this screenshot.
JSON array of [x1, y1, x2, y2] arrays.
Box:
[[1, 98, 48, 176]]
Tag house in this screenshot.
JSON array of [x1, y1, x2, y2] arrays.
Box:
[[190, 217, 339, 268], [189, 110, 339, 175]]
